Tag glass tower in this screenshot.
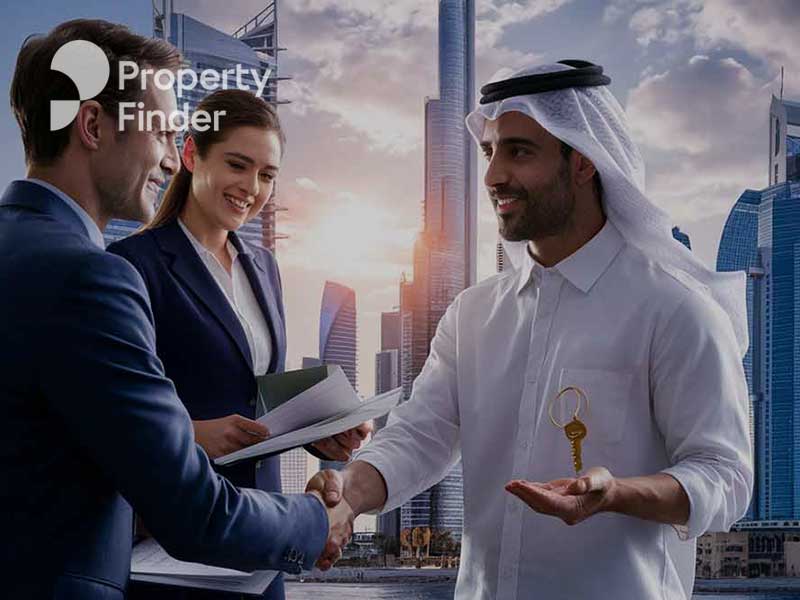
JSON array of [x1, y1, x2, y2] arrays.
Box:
[[319, 281, 357, 472], [717, 190, 762, 521], [398, 0, 474, 546]]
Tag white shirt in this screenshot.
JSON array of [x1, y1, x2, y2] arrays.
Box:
[[178, 219, 273, 376], [356, 220, 752, 600], [22, 178, 105, 248]]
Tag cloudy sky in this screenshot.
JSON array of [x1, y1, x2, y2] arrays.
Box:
[[2, 1, 798, 396]]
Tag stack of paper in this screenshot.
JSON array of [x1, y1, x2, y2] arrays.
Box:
[[131, 538, 278, 595], [215, 365, 402, 466]]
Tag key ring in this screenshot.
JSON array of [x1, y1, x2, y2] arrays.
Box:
[[548, 386, 589, 429]]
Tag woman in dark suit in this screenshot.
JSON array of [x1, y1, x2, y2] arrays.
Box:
[[109, 90, 369, 600]]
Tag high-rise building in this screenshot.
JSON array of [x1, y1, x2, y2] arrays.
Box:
[[397, 0, 474, 545], [717, 95, 800, 523], [769, 97, 800, 185], [106, 2, 286, 249], [381, 311, 401, 353], [717, 190, 762, 521], [319, 281, 357, 472], [280, 447, 311, 494], [375, 313, 402, 547], [319, 281, 357, 391]]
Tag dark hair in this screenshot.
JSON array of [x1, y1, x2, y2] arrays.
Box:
[[146, 89, 285, 230], [560, 140, 603, 199], [10, 19, 181, 166]]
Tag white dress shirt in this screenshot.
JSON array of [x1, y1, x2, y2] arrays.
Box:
[[22, 178, 105, 248], [178, 219, 272, 376], [356, 220, 752, 600]]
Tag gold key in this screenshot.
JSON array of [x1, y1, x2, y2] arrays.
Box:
[[549, 386, 590, 476], [564, 417, 587, 475]]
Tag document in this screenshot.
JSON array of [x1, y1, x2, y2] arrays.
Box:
[[215, 365, 402, 466], [131, 538, 278, 595]]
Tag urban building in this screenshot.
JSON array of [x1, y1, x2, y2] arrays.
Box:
[[280, 447, 312, 494], [398, 0, 474, 543], [769, 96, 800, 185], [319, 280, 357, 471], [716, 95, 800, 523], [106, 2, 286, 249]]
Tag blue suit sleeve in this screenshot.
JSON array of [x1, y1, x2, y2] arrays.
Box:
[[39, 251, 328, 573]]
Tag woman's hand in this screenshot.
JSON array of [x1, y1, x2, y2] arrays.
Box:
[[192, 415, 269, 459], [311, 420, 374, 462]]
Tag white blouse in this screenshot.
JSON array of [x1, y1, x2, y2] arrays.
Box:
[[178, 219, 272, 376]]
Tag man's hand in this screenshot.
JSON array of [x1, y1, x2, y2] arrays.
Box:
[[307, 470, 353, 570], [192, 415, 269, 459], [505, 466, 615, 526], [311, 420, 373, 462]]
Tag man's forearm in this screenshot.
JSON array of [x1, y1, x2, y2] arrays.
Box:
[[603, 473, 690, 525], [341, 460, 388, 515]]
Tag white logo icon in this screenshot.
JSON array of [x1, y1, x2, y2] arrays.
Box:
[[49, 40, 110, 131]]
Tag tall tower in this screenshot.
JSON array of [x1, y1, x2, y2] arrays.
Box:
[[398, 0, 474, 547], [319, 281, 357, 472], [716, 190, 762, 521], [319, 281, 357, 390], [718, 95, 800, 523]]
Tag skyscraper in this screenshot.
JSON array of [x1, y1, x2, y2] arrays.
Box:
[[319, 280, 357, 472], [375, 312, 402, 547], [398, 0, 474, 545], [717, 190, 762, 521], [105, 2, 285, 249], [319, 281, 357, 391], [280, 447, 312, 494], [717, 95, 800, 522]]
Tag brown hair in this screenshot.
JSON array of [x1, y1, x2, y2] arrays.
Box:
[[10, 19, 182, 166], [146, 89, 285, 230]]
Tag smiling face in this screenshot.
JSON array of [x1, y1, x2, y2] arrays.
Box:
[[183, 125, 282, 233], [94, 81, 181, 223], [480, 111, 576, 242]]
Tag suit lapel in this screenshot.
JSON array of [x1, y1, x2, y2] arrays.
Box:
[[230, 234, 285, 374], [152, 221, 254, 371]]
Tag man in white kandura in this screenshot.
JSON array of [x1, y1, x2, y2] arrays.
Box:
[[308, 60, 753, 599]]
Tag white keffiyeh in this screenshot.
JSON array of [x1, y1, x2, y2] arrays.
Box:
[[466, 62, 748, 357]]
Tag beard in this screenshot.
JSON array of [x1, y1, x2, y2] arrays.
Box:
[[493, 159, 576, 242], [97, 175, 155, 224]]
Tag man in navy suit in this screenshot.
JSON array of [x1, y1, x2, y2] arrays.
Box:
[[0, 19, 353, 599]]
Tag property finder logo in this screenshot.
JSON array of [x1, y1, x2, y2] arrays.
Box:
[[49, 40, 110, 131], [49, 39, 272, 132]]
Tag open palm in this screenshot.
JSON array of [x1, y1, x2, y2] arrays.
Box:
[[505, 466, 614, 526]]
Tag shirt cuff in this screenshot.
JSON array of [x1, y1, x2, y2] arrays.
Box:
[[660, 465, 704, 541], [352, 448, 399, 513]]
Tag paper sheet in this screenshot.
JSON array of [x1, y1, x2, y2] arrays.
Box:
[[216, 387, 401, 466], [131, 538, 278, 595]]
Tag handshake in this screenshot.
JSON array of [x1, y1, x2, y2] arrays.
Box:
[[306, 469, 355, 570], [303, 422, 389, 571]]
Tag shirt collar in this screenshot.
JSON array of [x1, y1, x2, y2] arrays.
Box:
[[23, 178, 105, 249], [177, 218, 243, 262], [516, 219, 624, 295]]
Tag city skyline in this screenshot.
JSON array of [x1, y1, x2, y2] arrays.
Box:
[[1, 1, 798, 403]]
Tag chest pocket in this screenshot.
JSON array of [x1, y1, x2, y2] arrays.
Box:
[[556, 368, 633, 444]]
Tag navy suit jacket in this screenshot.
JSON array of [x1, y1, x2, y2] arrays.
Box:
[[0, 181, 327, 599], [108, 220, 285, 493]]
